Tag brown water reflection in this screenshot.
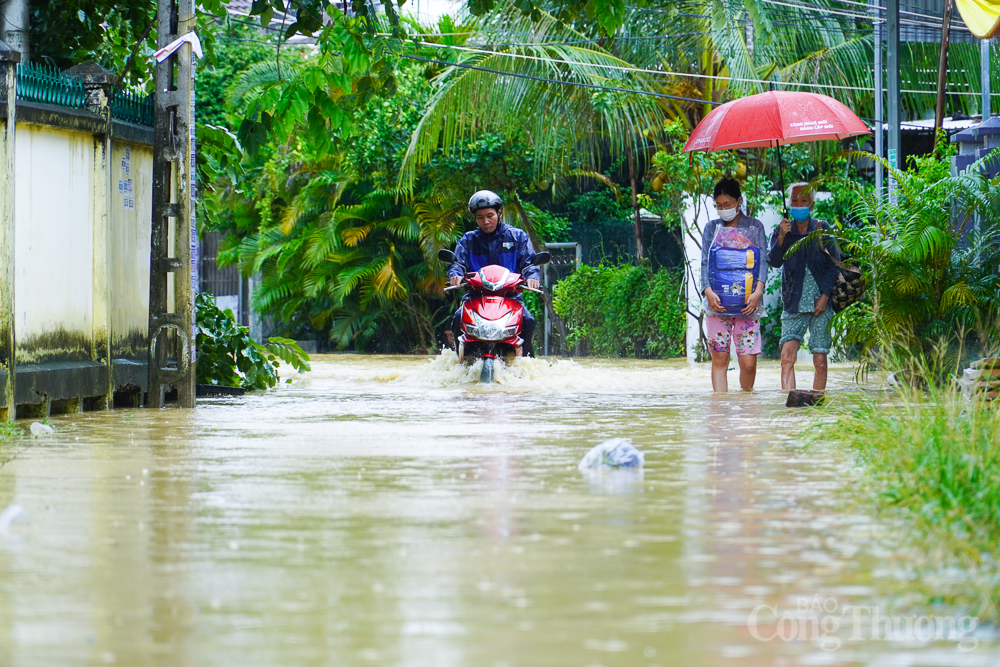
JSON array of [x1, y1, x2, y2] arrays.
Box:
[[0, 354, 995, 666]]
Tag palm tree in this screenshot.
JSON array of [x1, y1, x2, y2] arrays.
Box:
[[397, 7, 668, 217], [241, 189, 462, 349]]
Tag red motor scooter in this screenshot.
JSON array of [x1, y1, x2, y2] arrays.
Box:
[[438, 248, 550, 383]]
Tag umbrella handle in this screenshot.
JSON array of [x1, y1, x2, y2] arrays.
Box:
[[775, 143, 789, 219]]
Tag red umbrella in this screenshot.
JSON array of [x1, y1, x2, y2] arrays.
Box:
[[682, 91, 871, 213]]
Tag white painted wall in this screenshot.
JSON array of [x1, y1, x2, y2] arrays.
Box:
[[14, 125, 95, 362], [109, 141, 153, 357], [402, 0, 463, 25]]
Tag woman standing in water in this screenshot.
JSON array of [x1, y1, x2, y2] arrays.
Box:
[[700, 178, 768, 392]]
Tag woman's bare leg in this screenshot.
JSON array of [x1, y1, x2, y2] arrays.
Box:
[[738, 354, 758, 391], [710, 350, 730, 392]]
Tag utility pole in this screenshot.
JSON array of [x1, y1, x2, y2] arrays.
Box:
[[0, 0, 29, 63], [887, 0, 901, 204], [147, 0, 197, 408], [983, 38, 992, 118], [934, 0, 954, 131], [0, 40, 19, 421], [873, 5, 884, 198]]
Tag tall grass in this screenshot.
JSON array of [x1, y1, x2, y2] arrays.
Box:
[[822, 386, 1000, 620]]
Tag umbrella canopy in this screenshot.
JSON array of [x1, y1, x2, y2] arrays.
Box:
[[956, 0, 1000, 39], [682, 91, 870, 153]]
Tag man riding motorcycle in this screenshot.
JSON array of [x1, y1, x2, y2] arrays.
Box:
[[448, 190, 541, 357]]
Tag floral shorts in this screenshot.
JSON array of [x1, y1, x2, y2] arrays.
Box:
[[706, 314, 761, 357]]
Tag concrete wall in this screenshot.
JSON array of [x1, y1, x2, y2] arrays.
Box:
[[14, 125, 95, 365], [109, 141, 153, 363], [0, 96, 155, 418]]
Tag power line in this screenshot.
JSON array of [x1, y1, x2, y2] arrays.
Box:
[[401, 53, 722, 105], [421, 41, 998, 98], [761, 0, 971, 32], [406, 52, 977, 132]]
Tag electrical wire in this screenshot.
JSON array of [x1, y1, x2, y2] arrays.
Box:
[[401, 53, 722, 105], [407, 52, 977, 131], [761, 0, 972, 32], [420, 41, 998, 97]]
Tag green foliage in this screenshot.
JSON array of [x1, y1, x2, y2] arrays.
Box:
[[519, 203, 572, 242], [29, 0, 231, 86], [645, 119, 740, 231], [201, 53, 571, 352], [820, 383, 1000, 621], [825, 144, 1000, 370], [397, 6, 666, 191], [196, 22, 288, 129], [758, 273, 782, 358], [552, 264, 686, 358], [30, 1, 156, 79], [196, 292, 310, 390], [812, 156, 874, 233], [0, 421, 23, 441], [565, 187, 630, 224]]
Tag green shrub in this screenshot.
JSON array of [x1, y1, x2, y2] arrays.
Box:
[[196, 293, 311, 390], [826, 141, 1000, 372], [552, 264, 686, 358]]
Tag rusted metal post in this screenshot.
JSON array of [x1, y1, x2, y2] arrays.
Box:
[[147, 0, 196, 408], [983, 39, 992, 118], [934, 0, 955, 132], [626, 144, 644, 262], [0, 40, 19, 421]]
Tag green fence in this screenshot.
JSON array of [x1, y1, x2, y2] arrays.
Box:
[[110, 87, 154, 127], [16, 62, 86, 108], [14, 62, 154, 127]]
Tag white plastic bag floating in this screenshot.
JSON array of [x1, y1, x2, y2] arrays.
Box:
[[578, 438, 644, 470], [30, 422, 53, 436], [0, 504, 28, 534]]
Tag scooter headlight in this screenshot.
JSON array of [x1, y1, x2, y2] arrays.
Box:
[[469, 312, 515, 341]]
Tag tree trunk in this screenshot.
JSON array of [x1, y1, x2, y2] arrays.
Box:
[[934, 0, 955, 131], [626, 144, 644, 263]]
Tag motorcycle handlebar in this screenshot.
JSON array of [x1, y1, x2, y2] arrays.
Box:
[[443, 283, 545, 295]]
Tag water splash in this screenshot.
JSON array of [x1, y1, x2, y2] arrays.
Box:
[[376, 350, 605, 390], [300, 351, 854, 396]]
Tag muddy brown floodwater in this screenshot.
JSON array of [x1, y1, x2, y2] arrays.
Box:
[[0, 353, 996, 666]]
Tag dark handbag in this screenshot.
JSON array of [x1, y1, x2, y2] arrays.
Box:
[[822, 246, 865, 313]]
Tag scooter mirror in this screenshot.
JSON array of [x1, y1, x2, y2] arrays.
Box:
[[438, 249, 459, 263], [531, 251, 551, 266]]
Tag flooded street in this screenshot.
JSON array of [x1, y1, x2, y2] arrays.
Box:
[[0, 354, 996, 666]]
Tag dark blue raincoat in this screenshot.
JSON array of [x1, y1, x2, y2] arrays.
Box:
[[447, 223, 540, 282]]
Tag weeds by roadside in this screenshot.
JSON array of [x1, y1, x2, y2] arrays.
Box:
[[819, 384, 1000, 621], [0, 421, 23, 441]]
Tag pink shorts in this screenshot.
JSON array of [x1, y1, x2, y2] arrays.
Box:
[[706, 314, 761, 357]]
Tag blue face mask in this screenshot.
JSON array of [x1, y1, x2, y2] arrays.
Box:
[[789, 206, 811, 222]]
